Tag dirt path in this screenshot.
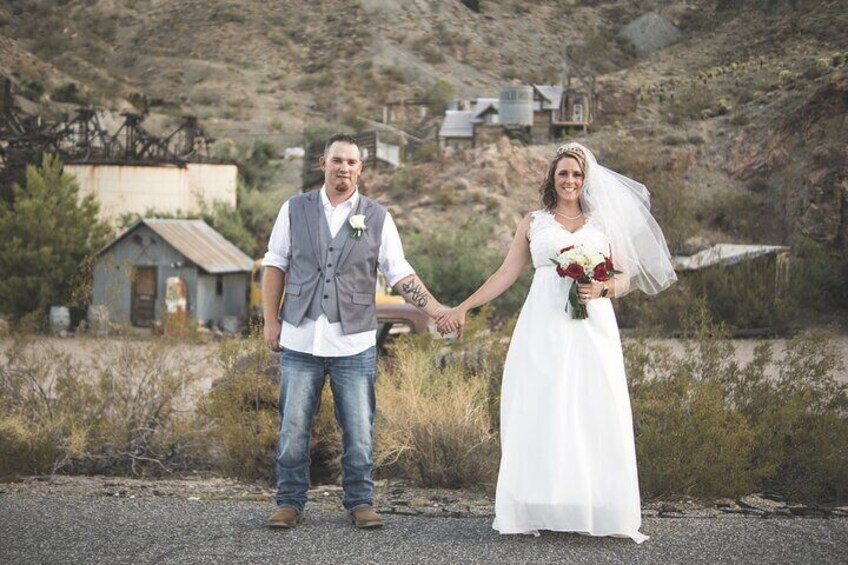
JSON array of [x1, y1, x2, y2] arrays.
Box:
[[2, 332, 846, 395]]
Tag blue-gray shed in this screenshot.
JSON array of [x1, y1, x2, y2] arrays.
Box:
[[92, 219, 254, 328]]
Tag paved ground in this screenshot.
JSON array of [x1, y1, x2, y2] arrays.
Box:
[[1, 491, 846, 565]]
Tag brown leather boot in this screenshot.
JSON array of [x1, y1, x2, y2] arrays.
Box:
[[349, 506, 384, 529], [267, 507, 302, 528]]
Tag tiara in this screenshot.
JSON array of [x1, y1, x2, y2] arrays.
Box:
[[555, 143, 588, 174], [556, 143, 585, 157]]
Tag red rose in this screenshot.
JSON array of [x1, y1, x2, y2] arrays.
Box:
[[560, 245, 575, 253], [605, 256, 614, 271], [563, 262, 585, 280], [593, 264, 609, 281], [556, 264, 568, 278]]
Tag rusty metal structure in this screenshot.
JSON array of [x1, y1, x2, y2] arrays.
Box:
[[0, 77, 216, 202]]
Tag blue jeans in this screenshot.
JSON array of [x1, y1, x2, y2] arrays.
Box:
[[275, 346, 377, 513]]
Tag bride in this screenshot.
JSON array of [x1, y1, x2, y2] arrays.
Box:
[[437, 142, 676, 543]]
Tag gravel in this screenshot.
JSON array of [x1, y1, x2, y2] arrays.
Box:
[[1, 491, 846, 565]]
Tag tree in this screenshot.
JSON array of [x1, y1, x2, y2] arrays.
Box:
[[216, 140, 280, 191], [425, 80, 456, 115], [0, 154, 113, 319]]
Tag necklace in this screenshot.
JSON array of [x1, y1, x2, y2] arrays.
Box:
[[553, 209, 583, 220]]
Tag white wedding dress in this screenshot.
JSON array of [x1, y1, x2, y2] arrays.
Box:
[[492, 210, 648, 544]]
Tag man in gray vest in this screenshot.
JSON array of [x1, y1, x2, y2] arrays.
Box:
[[262, 134, 449, 529]]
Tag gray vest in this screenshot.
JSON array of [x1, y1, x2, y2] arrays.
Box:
[[281, 191, 387, 335]]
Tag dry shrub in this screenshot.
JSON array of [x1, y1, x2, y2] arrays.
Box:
[[668, 84, 716, 120], [627, 304, 848, 503], [198, 338, 279, 483], [0, 336, 205, 478], [199, 338, 342, 485], [375, 335, 498, 488]]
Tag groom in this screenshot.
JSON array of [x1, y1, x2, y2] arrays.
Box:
[[261, 134, 446, 529]]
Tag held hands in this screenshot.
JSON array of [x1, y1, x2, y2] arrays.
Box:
[[435, 306, 466, 339]]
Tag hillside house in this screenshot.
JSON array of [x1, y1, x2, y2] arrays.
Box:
[[438, 97, 505, 150], [92, 219, 253, 328], [531, 85, 590, 139], [438, 84, 593, 148]]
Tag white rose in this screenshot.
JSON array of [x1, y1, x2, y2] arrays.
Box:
[[349, 214, 367, 231]]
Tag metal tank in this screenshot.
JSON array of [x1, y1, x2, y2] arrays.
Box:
[[498, 86, 534, 127]]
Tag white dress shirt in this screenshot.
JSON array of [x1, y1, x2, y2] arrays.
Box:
[[262, 187, 415, 357]]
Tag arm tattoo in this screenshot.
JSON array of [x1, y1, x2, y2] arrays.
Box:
[[401, 279, 429, 308]]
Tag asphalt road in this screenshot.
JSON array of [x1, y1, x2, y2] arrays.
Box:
[[1, 493, 846, 565]]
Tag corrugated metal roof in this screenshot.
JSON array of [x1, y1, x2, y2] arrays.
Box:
[[144, 219, 254, 273], [101, 219, 253, 274], [533, 85, 564, 110], [672, 244, 790, 271], [439, 110, 475, 138], [472, 98, 500, 119]]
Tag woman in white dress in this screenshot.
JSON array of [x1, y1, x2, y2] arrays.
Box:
[[437, 143, 677, 543]]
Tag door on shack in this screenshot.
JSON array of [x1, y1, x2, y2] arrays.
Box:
[[131, 266, 157, 327]]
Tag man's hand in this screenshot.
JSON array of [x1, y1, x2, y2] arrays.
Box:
[[436, 307, 466, 339], [264, 318, 282, 352]]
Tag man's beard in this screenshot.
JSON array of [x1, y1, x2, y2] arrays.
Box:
[[332, 180, 353, 193]]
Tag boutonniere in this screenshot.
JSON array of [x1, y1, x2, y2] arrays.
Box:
[[349, 214, 367, 239]]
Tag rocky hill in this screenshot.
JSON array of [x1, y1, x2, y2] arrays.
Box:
[[1, 0, 846, 251]]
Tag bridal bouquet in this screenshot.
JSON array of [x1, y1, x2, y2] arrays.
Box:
[[550, 245, 619, 319]]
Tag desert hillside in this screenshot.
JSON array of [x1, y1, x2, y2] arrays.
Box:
[[0, 0, 846, 251]]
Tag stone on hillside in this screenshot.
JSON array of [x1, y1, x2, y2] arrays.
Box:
[[617, 12, 682, 57], [738, 494, 788, 514]]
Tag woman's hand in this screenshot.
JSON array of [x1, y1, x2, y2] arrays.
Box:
[[576, 280, 607, 304], [436, 307, 467, 339]]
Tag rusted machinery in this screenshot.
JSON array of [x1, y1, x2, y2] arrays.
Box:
[[0, 77, 216, 203]]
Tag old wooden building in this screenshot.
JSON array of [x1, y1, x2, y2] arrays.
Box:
[[92, 219, 253, 328], [438, 83, 593, 148]]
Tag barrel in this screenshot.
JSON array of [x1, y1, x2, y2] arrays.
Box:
[[49, 306, 70, 334], [221, 316, 240, 336]]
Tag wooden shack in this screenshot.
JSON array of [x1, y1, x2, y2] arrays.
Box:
[[92, 219, 253, 328]]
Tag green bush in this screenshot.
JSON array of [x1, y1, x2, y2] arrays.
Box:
[[405, 219, 531, 320], [215, 141, 280, 191], [788, 237, 848, 312], [2, 313, 845, 502], [684, 256, 791, 330], [626, 306, 848, 503], [424, 80, 456, 115], [627, 312, 759, 498]]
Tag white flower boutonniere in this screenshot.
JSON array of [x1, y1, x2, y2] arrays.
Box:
[[349, 214, 367, 239]]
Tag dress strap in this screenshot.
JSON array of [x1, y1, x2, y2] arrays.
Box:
[[528, 210, 552, 241]]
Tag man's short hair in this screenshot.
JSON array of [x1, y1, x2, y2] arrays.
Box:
[[324, 134, 361, 157]]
